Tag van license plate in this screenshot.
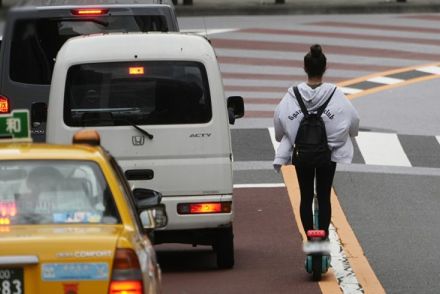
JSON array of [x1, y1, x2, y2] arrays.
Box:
[[0, 268, 24, 293]]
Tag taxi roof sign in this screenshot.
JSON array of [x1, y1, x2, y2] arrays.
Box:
[[0, 110, 31, 142]]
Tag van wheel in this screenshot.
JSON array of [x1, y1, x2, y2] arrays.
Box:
[[215, 227, 234, 269]]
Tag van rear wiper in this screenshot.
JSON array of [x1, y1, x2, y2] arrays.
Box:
[[128, 121, 154, 140], [79, 111, 153, 139], [113, 116, 153, 140]]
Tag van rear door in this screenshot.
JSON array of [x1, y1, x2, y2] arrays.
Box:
[[53, 60, 232, 196]]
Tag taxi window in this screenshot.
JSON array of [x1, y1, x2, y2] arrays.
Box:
[[0, 160, 121, 225], [10, 16, 168, 84], [64, 61, 212, 126]]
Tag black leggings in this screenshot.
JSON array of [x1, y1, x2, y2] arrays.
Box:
[[295, 162, 337, 239]]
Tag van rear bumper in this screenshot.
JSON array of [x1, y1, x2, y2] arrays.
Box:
[[159, 194, 233, 231], [153, 225, 233, 246]]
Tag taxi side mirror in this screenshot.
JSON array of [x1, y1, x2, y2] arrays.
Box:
[[227, 96, 244, 124], [31, 102, 47, 127], [133, 188, 168, 230]]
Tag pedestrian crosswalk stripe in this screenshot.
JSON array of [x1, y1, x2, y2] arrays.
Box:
[[416, 65, 440, 75], [267, 127, 279, 152], [237, 129, 439, 170], [340, 87, 363, 95], [367, 76, 404, 85], [351, 132, 412, 167]]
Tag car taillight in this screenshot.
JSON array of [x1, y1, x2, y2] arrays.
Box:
[[109, 281, 142, 294], [71, 8, 109, 16], [177, 201, 232, 215], [109, 249, 143, 294], [0, 95, 10, 113]]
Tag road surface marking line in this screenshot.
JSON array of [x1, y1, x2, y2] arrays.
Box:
[[356, 132, 412, 167], [339, 87, 363, 95], [346, 74, 440, 100], [181, 28, 239, 35], [338, 62, 440, 88], [367, 76, 403, 85], [233, 183, 285, 188], [416, 65, 440, 75], [268, 127, 280, 151]]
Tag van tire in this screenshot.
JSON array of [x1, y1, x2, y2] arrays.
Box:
[[215, 226, 234, 269]]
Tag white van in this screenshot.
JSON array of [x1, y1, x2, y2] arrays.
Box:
[[37, 33, 244, 269]]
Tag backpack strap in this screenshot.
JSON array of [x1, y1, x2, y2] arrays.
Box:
[[317, 87, 337, 117], [293, 86, 309, 118]]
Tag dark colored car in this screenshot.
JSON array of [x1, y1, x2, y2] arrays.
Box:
[[0, 0, 179, 141]]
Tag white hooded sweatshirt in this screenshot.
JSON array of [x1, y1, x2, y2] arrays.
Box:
[[273, 82, 360, 170]]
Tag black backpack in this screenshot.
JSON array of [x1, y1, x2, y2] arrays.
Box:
[[291, 86, 336, 167]]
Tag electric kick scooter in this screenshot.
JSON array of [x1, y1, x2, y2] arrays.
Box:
[[303, 182, 331, 281]]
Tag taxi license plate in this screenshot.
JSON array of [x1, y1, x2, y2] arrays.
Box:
[[0, 268, 24, 294]]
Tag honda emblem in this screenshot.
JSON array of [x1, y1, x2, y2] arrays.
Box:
[[132, 136, 145, 146]]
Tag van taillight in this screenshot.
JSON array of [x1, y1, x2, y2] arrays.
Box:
[[71, 8, 109, 16], [0, 96, 10, 113], [109, 249, 143, 294], [177, 202, 232, 214]]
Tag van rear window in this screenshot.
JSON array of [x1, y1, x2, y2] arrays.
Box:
[[64, 61, 212, 126], [10, 16, 168, 84]]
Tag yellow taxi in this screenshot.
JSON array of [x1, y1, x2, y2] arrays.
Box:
[[0, 110, 166, 294]]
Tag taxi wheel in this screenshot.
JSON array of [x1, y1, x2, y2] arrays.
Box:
[[215, 226, 235, 269]]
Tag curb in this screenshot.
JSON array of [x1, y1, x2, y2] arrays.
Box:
[[175, 3, 440, 17]]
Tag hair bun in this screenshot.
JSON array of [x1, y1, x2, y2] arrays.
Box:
[[310, 44, 323, 58]]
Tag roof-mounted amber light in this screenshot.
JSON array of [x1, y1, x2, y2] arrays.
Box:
[[72, 129, 100, 146]]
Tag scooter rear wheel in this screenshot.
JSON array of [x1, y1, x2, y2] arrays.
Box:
[[312, 255, 322, 281]]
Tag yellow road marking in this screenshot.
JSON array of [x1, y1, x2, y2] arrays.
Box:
[[347, 74, 440, 100], [338, 62, 440, 87], [339, 62, 440, 101], [279, 63, 440, 293]]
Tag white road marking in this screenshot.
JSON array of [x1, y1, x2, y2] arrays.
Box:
[[181, 28, 239, 36], [340, 87, 363, 95], [368, 76, 403, 85], [356, 132, 412, 167], [416, 66, 440, 75], [268, 127, 280, 151], [233, 183, 286, 188]]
